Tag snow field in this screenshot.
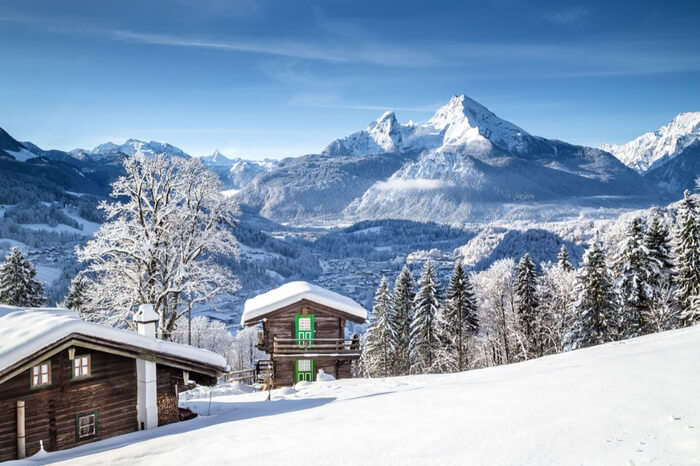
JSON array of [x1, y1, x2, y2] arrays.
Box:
[[15, 325, 699, 466]]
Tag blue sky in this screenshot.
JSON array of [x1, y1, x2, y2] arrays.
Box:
[[1, 0, 699, 159]]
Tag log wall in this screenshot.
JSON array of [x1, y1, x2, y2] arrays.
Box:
[[0, 348, 137, 462]]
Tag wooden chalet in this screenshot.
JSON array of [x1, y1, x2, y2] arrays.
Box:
[[0, 304, 226, 462], [241, 281, 367, 387]]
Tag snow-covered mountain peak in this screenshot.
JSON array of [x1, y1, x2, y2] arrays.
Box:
[[201, 149, 235, 165], [322, 109, 408, 156], [323, 94, 532, 157], [426, 94, 530, 153], [601, 111, 700, 173], [87, 139, 190, 159]]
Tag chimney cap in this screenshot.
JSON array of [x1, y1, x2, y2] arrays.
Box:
[[134, 304, 158, 323]]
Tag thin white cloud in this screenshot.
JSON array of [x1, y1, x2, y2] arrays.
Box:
[[545, 7, 591, 25], [288, 93, 440, 113], [3, 13, 700, 75]]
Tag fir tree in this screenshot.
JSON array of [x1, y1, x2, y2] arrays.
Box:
[[363, 277, 396, 377], [410, 260, 441, 374], [0, 247, 46, 307], [391, 264, 415, 375], [644, 215, 679, 330], [674, 190, 700, 326], [515, 253, 539, 356], [557, 245, 573, 272], [65, 274, 90, 316], [440, 259, 479, 371], [612, 217, 654, 337], [566, 241, 618, 349]]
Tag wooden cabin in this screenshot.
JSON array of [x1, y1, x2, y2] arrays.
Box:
[[241, 281, 367, 387], [0, 304, 226, 462]]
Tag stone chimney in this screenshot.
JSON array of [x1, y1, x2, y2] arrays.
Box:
[[134, 304, 158, 339], [134, 304, 158, 430]]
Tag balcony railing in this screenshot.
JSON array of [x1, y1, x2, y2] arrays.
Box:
[[272, 337, 361, 359]]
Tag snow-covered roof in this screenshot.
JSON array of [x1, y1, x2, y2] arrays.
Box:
[[0, 306, 227, 376], [241, 281, 367, 325]]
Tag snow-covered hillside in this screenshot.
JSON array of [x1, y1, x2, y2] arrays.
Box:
[[602, 112, 700, 173], [19, 325, 700, 465]]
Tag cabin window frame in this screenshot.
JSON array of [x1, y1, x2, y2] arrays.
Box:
[[72, 354, 92, 380], [29, 361, 52, 389], [75, 411, 98, 441]]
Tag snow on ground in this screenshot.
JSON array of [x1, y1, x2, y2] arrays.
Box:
[[12, 326, 700, 465]]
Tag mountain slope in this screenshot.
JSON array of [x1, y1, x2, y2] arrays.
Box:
[[33, 325, 700, 465], [241, 95, 652, 224], [602, 112, 700, 173], [0, 127, 38, 161], [238, 151, 420, 221], [644, 140, 700, 199], [200, 151, 279, 190]]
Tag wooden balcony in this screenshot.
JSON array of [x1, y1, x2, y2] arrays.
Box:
[[272, 337, 361, 360]]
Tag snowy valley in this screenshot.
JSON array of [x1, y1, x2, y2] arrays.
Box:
[[1, 95, 699, 329]]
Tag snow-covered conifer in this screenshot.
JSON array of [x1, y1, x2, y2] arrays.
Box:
[[674, 190, 700, 326], [391, 264, 415, 375], [515, 253, 539, 356], [0, 247, 46, 307], [644, 215, 679, 330], [566, 241, 618, 349], [65, 274, 90, 315], [409, 260, 442, 374], [557, 245, 573, 272], [439, 259, 479, 371], [363, 276, 396, 377], [612, 217, 654, 337]]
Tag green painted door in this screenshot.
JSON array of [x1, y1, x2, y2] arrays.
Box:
[[295, 360, 315, 383], [295, 314, 315, 347]]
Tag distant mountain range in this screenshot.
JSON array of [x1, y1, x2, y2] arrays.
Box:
[[1, 96, 698, 223], [239, 95, 655, 223], [601, 112, 700, 173]]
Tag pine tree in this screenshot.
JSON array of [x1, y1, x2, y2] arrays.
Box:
[[566, 241, 618, 349], [644, 215, 679, 330], [557, 245, 573, 272], [65, 274, 90, 316], [391, 265, 415, 376], [409, 260, 441, 374], [0, 247, 46, 307], [612, 217, 654, 337], [440, 259, 479, 371], [674, 190, 700, 327], [363, 277, 396, 377], [515, 253, 539, 356]]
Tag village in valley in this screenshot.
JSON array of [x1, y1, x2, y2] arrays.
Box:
[[1, 1, 700, 464]]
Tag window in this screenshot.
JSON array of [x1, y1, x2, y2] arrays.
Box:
[[298, 317, 312, 331], [76, 413, 97, 440], [73, 355, 91, 379], [30, 362, 51, 388]]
